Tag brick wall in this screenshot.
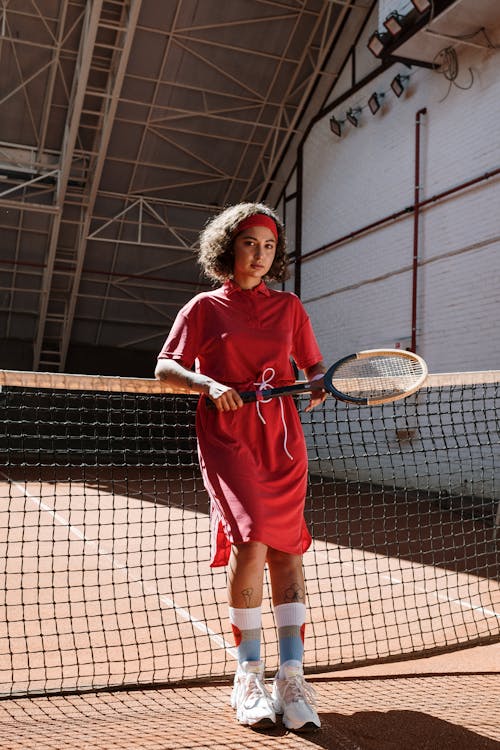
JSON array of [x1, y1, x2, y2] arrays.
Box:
[[295, 31, 500, 373]]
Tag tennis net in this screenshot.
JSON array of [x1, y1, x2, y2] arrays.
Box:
[[0, 368, 499, 698]]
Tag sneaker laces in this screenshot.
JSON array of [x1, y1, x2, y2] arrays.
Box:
[[242, 672, 272, 708], [281, 674, 317, 707]]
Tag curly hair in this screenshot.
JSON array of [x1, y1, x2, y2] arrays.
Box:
[[198, 202, 289, 283]]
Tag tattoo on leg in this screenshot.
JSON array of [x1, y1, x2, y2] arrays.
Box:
[[283, 583, 304, 603], [241, 588, 254, 607]]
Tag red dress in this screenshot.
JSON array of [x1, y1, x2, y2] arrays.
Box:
[[157, 279, 323, 567]]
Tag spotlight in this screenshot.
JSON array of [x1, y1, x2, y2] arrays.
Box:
[[390, 73, 410, 98], [346, 108, 361, 128], [410, 0, 431, 12], [383, 12, 404, 37], [367, 30, 389, 58], [329, 115, 342, 138], [368, 93, 384, 115]]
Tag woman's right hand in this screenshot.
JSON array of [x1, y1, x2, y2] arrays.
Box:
[[207, 382, 244, 411], [155, 359, 243, 411]]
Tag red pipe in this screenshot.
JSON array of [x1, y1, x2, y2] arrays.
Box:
[[298, 166, 500, 262], [412, 108, 427, 353]]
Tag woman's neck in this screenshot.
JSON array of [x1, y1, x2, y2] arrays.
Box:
[[231, 276, 263, 291]]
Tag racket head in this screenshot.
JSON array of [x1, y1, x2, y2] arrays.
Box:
[[324, 349, 428, 405]]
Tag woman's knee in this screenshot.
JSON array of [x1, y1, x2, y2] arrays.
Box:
[[266, 548, 302, 570], [233, 540, 268, 555], [230, 540, 268, 567]]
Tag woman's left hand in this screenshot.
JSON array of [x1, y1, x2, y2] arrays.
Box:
[[304, 363, 327, 412]]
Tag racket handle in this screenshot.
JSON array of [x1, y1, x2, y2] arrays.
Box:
[[205, 379, 323, 408]]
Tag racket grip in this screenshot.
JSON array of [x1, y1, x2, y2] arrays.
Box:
[[204, 380, 322, 409], [205, 390, 259, 409]]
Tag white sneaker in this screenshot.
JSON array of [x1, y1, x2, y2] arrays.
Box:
[[231, 661, 276, 729], [272, 661, 320, 732]]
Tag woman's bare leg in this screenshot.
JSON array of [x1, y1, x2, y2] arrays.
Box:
[[266, 548, 305, 605], [227, 541, 268, 607]]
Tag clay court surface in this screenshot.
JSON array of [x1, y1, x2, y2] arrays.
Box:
[[1, 467, 499, 749], [0, 647, 498, 750]]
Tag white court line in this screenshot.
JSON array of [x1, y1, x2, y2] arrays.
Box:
[[310, 540, 500, 620], [1, 472, 236, 658]]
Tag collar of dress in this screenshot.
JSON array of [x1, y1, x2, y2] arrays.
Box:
[[223, 279, 271, 297]]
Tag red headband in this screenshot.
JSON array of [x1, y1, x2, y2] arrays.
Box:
[[234, 213, 278, 240]]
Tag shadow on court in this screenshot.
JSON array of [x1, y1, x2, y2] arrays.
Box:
[[306, 709, 500, 750], [306, 478, 499, 581]]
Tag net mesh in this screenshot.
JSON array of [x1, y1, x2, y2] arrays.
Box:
[[0, 369, 499, 698]]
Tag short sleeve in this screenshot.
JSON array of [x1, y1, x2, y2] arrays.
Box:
[[157, 299, 202, 369]]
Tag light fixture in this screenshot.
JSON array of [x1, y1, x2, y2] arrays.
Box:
[[390, 73, 410, 98], [383, 12, 404, 37], [410, 0, 431, 12], [346, 108, 361, 128], [329, 115, 342, 138], [367, 30, 389, 58], [368, 92, 384, 115]]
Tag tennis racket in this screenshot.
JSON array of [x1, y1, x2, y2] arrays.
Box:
[[210, 349, 427, 407]]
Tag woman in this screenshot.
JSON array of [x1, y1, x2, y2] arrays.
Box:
[[155, 202, 326, 732]]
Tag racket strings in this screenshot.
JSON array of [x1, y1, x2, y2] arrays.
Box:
[[331, 356, 425, 398]]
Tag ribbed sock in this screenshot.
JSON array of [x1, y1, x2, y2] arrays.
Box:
[[229, 606, 262, 664], [274, 602, 306, 676]]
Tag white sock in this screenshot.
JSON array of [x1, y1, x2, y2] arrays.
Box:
[[274, 603, 306, 677], [229, 606, 262, 664]]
